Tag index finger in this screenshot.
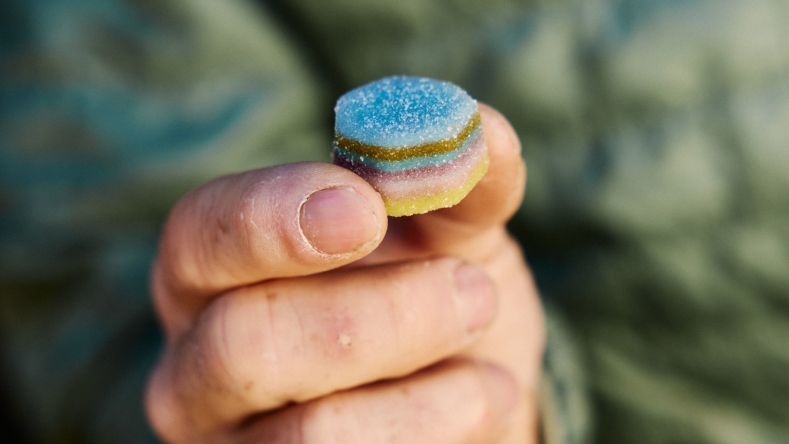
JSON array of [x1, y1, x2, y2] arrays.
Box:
[[153, 162, 387, 333]]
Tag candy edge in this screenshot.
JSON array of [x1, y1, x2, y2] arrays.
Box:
[[383, 152, 490, 217]]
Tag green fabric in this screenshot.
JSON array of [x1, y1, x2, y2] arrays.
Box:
[[2, 0, 789, 443], [1, 1, 327, 442], [541, 304, 591, 444]]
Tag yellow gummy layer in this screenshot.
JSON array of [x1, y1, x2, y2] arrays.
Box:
[[335, 113, 481, 161], [384, 153, 490, 217]]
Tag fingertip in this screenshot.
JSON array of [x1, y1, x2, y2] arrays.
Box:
[[478, 103, 522, 157], [414, 104, 526, 229], [476, 103, 527, 214]]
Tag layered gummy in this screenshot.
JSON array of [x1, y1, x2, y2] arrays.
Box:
[[332, 76, 489, 217]]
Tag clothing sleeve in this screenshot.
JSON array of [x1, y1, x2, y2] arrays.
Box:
[[539, 305, 593, 444]]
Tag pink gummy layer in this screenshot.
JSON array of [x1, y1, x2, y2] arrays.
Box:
[[335, 134, 487, 201]]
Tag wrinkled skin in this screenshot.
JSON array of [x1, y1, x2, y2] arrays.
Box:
[[145, 104, 544, 444]]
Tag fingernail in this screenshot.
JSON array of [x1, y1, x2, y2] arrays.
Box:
[[300, 187, 381, 255], [478, 363, 519, 418], [453, 263, 497, 333]]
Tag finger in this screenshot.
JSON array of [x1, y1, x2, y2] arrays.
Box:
[[146, 258, 498, 442], [153, 162, 387, 328], [366, 104, 526, 263], [234, 361, 522, 444], [427, 103, 526, 227]]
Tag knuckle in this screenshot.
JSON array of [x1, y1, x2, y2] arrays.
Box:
[[472, 394, 501, 438], [235, 182, 267, 248], [159, 196, 209, 291], [465, 367, 496, 421], [463, 381, 501, 440], [201, 296, 253, 390], [159, 177, 263, 291], [236, 179, 309, 269], [245, 406, 307, 444], [144, 361, 187, 444], [198, 292, 284, 406], [299, 397, 354, 444], [442, 364, 506, 441], [378, 259, 468, 351], [236, 179, 295, 262], [143, 370, 168, 438], [468, 364, 517, 441]]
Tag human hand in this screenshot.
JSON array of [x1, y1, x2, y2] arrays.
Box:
[[145, 104, 544, 443]]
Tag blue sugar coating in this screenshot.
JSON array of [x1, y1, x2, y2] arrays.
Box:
[[335, 76, 478, 148], [333, 126, 482, 171]]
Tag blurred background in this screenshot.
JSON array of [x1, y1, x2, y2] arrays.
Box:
[[1, 0, 788, 443]]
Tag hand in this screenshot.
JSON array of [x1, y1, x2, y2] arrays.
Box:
[[145, 104, 544, 443]]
